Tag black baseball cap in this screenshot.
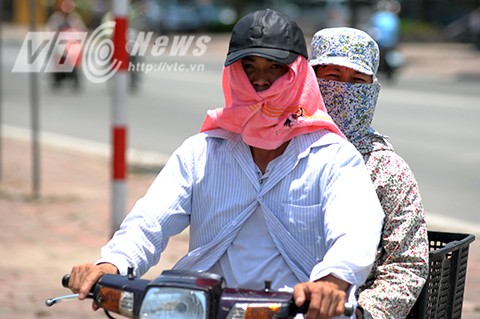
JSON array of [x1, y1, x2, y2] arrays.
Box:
[[224, 9, 308, 66]]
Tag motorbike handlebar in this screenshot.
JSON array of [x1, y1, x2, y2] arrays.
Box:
[[53, 273, 355, 317], [290, 300, 354, 317], [62, 274, 70, 288], [344, 303, 355, 317], [45, 274, 90, 308]]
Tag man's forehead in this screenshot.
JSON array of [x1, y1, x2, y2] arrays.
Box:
[[241, 56, 287, 64]]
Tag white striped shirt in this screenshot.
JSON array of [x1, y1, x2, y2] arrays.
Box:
[[99, 128, 384, 297]]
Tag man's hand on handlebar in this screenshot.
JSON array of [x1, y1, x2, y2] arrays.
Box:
[[68, 263, 118, 308], [293, 275, 350, 319]]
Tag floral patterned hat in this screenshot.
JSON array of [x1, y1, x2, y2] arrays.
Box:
[[309, 27, 380, 76]]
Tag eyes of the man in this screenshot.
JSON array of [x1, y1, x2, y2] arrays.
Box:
[[241, 58, 289, 74], [242, 61, 284, 69]]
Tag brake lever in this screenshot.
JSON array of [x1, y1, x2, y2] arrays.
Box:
[[45, 274, 93, 307], [45, 293, 93, 307]]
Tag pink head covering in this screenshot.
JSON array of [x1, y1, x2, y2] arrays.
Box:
[[200, 56, 345, 150]]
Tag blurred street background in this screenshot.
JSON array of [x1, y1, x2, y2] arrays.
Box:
[[3, 0, 480, 40], [1, 0, 480, 318]]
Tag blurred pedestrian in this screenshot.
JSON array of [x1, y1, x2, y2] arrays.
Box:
[[46, 0, 87, 33], [45, 0, 87, 90], [368, 0, 402, 80], [310, 27, 429, 319]]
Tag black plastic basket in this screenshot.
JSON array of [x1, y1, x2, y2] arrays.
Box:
[[408, 231, 475, 319]]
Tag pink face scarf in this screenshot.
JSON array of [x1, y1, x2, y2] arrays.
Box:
[[200, 56, 345, 150]]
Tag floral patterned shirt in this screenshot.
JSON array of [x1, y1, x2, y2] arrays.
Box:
[[355, 135, 429, 319]]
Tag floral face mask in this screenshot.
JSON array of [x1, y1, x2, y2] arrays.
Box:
[[317, 78, 381, 144]]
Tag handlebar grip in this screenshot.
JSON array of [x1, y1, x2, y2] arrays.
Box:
[[62, 274, 70, 288], [344, 303, 354, 316], [292, 301, 355, 317]]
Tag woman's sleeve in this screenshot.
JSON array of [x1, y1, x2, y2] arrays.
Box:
[[358, 152, 429, 319]]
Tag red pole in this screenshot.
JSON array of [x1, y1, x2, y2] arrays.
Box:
[[111, 0, 129, 236]]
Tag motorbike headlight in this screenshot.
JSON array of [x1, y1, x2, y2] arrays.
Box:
[[137, 270, 223, 319], [139, 287, 207, 319]]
